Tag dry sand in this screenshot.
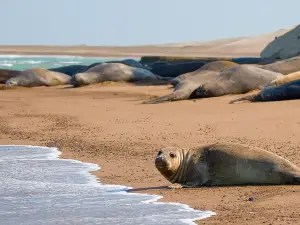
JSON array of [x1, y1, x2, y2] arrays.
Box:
[[0, 83, 300, 225]]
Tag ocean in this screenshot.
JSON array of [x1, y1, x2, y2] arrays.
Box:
[[0, 145, 215, 225], [0, 55, 136, 71]]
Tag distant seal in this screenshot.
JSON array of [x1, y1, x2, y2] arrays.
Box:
[[71, 62, 170, 86], [194, 65, 282, 98], [0, 69, 21, 83], [170, 61, 238, 87], [5, 68, 72, 87], [269, 71, 300, 86], [229, 79, 300, 104], [49, 65, 88, 76], [155, 142, 300, 189], [259, 56, 300, 75], [143, 70, 220, 104], [149, 61, 206, 78]]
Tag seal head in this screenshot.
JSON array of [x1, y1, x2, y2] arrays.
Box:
[[155, 147, 182, 182]]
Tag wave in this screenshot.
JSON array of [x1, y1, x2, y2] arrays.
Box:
[[0, 145, 215, 225], [0, 63, 13, 67]]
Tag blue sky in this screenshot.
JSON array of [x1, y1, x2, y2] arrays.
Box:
[[1, 0, 298, 46]]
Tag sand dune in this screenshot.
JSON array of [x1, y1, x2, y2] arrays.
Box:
[[0, 26, 295, 58]]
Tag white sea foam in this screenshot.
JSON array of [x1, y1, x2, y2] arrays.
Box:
[[60, 61, 81, 64], [19, 60, 45, 64], [0, 63, 13, 67], [0, 145, 215, 225]]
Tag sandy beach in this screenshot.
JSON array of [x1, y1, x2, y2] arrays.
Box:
[[0, 82, 299, 224]]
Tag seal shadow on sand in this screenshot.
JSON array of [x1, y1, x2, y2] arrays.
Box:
[[127, 183, 298, 193]]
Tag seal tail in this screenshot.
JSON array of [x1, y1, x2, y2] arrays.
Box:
[[229, 93, 262, 104]]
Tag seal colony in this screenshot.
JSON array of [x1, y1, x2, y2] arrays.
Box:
[[2, 55, 300, 104], [155, 142, 300, 188]]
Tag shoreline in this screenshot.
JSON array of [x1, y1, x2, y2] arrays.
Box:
[[0, 84, 300, 224]]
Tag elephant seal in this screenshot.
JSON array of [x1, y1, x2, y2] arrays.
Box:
[[270, 71, 300, 86], [194, 65, 282, 98], [143, 70, 220, 104], [71, 62, 170, 86], [143, 64, 280, 104], [229, 79, 300, 104], [169, 61, 238, 87], [149, 61, 206, 78], [0, 69, 21, 83], [259, 56, 300, 75], [155, 142, 300, 189], [49, 65, 88, 76], [5, 68, 72, 87]]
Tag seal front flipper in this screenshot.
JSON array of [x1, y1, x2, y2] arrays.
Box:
[[143, 91, 188, 104], [143, 93, 175, 104], [168, 181, 200, 189], [168, 183, 183, 189]]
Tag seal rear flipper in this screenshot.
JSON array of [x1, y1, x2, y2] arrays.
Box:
[[143, 93, 176, 104], [143, 91, 188, 104], [229, 93, 262, 104]]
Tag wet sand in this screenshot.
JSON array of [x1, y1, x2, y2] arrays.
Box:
[[0, 83, 300, 224]]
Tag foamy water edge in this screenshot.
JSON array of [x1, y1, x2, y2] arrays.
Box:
[[1, 144, 215, 224]]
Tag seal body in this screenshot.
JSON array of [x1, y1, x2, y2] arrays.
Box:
[[270, 71, 300, 86], [149, 61, 206, 78], [155, 142, 300, 188], [71, 63, 168, 86], [195, 65, 282, 98], [260, 56, 300, 75], [5, 68, 71, 87], [49, 65, 88, 76], [229, 79, 300, 104], [143, 70, 220, 104], [0, 69, 21, 83], [170, 61, 238, 87]]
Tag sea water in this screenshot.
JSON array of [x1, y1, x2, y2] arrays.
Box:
[[0, 145, 215, 225], [0, 55, 136, 71]]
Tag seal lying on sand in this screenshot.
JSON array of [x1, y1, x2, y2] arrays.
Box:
[[170, 61, 238, 87], [0, 69, 21, 83], [143, 70, 220, 104], [259, 57, 300, 75], [143, 64, 282, 104], [229, 79, 300, 104], [269, 71, 300, 86], [49, 65, 88, 76], [149, 61, 206, 78], [155, 142, 300, 189], [194, 65, 282, 98], [71, 63, 170, 86], [5, 68, 72, 87]]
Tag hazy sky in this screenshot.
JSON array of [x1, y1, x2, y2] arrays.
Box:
[[1, 0, 299, 46]]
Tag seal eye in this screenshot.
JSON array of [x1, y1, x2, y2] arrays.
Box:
[[169, 153, 176, 158], [157, 151, 163, 156]]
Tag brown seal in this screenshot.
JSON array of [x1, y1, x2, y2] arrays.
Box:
[[155, 142, 300, 189]]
